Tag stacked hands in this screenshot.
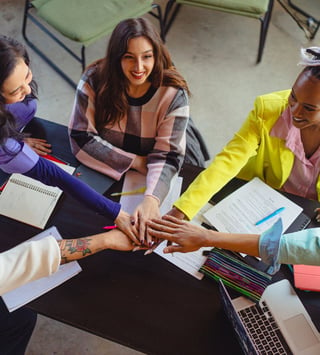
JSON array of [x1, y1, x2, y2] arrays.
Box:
[[24, 136, 191, 254], [114, 210, 202, 254]]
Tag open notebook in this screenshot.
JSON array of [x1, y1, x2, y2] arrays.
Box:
[[0, 162, 75, 229]]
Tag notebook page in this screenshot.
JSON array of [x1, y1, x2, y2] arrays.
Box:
[[0, 162, 75, 229]]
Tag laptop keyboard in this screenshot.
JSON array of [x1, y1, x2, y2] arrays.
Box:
[[238, 301, 293, 355]]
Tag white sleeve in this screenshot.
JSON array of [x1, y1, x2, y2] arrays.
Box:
[[0, 236, 61, 295]]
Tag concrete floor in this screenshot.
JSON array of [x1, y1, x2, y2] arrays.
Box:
[[1, 0, 320, 354]]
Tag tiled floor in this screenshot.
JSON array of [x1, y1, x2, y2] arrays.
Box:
[[1, 0, 320, 354]]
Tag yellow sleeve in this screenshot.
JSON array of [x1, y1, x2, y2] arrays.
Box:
[[174, 96, 264, 220]]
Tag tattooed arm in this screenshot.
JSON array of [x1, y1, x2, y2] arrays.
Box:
[[57, 229, 135, 264], [0, 229, 137, 296]]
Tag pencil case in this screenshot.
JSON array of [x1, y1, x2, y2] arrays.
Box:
[[200, 248, 272, 302]]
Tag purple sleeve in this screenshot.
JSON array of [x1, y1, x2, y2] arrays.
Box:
[[5, 98, 37, 131], [24, 157, 121, 220], [0, 139, 39, 173]]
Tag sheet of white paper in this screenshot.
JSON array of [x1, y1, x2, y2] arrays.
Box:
[[154, 244, 209, 280], [203, 177, 303, 234], [154, 203, 213, 280], [2, 227, 82, 312], [120, 171, 182, 215]]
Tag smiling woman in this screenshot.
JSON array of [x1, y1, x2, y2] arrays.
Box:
[[69, 17, 192, 245], [167, 47, 320, 222], [0, 36, 51, 155], [1, 59, 33, 103]]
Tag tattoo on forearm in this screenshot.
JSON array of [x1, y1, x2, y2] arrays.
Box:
[[58, 238, 93, 263]]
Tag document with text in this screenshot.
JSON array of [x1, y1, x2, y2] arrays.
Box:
[[203, 177, 303, 234]]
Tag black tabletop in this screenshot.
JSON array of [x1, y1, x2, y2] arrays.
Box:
[[1, 118, 320, 354]]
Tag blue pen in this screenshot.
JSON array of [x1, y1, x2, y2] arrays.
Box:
[[255, 207, 285, 226]]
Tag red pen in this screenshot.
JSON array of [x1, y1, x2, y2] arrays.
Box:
[[103, 225, 117, 230]]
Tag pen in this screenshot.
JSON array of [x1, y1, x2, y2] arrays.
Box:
[[103, 225, 117, 230], [201, 222, 218, 231], [45, 154, 70, 165], [110, 186, 146, 197], [255, 207, 285, 226]]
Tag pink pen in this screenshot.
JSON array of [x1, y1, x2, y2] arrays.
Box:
[[103, 225, 117, 230]]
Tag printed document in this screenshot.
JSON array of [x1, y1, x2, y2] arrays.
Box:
[[203, 177, 303, 234]]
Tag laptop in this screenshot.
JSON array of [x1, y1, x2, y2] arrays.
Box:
[[219, 279, 320, 354]]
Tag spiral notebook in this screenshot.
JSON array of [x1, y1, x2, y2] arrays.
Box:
[[0, 163, 75, 229]]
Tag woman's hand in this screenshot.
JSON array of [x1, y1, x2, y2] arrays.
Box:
[[147, 215, 209, 253], [131, 155, 147, 175], [24, 137, 52, 155], [114, 209, 140, 245], [104, 229, 139, 251], [132, 195, 160, 247], [315, 208, 320, 222]]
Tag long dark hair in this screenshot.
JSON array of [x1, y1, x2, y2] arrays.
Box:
[[90, 18, 189, 130], [0, 36, 36, 144]]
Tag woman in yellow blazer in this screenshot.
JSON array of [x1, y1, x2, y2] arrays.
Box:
[[169, 47, 320, 221]]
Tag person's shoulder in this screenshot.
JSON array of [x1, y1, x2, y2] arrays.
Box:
[[257, 90, 291, 103], [253, 90, 290, 121], [82, 62, 99, 81], [158, 86, 187, 99], [78, 61, 102, 93], [81, 60, 104, 84]]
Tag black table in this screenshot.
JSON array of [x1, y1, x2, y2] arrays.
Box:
[[1, 118, 320, 354]]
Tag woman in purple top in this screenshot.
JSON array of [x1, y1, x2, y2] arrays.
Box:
[[0, 35, 138, 242], [1, 36, 51, 155]]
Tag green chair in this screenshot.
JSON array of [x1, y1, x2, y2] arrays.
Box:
[[22, 0, 164, 89], [163, 0, 274, 63]]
